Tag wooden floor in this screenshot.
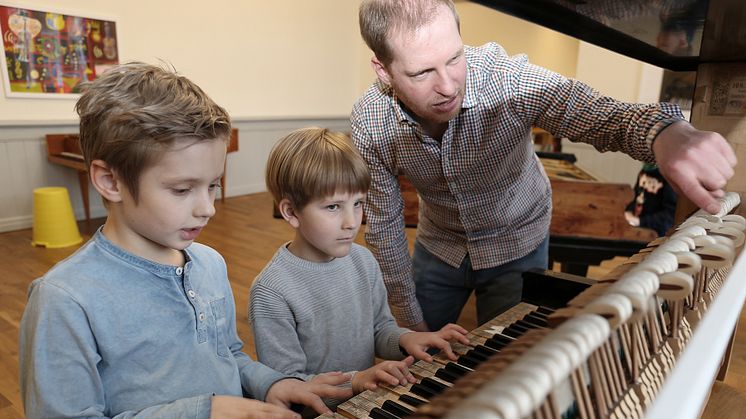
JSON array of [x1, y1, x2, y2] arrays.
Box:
[[0, 192, 744, 417]]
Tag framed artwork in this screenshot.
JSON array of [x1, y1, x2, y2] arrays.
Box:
[[0, 3, 118, 98]]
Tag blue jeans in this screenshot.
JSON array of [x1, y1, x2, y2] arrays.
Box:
[[412, 235, 549, 331]]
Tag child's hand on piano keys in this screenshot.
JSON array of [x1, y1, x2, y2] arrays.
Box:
[[399, 323, 470, 362], [266, 373, 352, 415], [352, 356, 416, 393]]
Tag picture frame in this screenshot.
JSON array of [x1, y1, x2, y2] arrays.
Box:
[[0, 2, 118, 98]]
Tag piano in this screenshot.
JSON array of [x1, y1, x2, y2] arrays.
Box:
[[319, 192, 745, 419]]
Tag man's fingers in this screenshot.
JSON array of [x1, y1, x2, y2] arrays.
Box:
[[677, 177, 721, 214], [716, 135, 738, 167]]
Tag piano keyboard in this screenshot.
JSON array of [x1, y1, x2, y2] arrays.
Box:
[[317, 302, 558, 419], [318, 191, 745, 419]]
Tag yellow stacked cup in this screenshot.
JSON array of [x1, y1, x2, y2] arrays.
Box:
[[31, 187, 83, 248]]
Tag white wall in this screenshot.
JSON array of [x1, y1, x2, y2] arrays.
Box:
[[0, 0, 361, 121]]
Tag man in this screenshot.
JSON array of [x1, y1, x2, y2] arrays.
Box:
[[351, 0, 736, 332]]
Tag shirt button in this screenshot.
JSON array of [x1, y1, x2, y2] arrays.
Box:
[[175, 267, 183, 275], [187, 290, 196, 298], [198, 313, 205, 322]]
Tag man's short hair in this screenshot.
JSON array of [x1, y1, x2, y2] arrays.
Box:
[[265, 127, 370, 209], [359, 0, 460, 66], [75, 62, 231, 201]]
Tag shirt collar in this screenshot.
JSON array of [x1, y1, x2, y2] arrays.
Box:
[[93, 227, 193, 279]]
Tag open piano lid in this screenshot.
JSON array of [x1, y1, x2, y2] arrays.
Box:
[[469, 0, 746, 71]]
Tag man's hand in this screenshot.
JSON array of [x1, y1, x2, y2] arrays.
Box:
[[399, 323, 470, 363], [210, 395, 300, 419], [265, 373, 353, 415], [653, 121, 736, 214], [352, 356, 417, 393]]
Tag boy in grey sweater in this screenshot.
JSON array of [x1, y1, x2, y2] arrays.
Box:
[[251, 127, 470, 408]]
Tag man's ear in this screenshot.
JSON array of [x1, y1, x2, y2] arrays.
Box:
[[89, 159, 123, 203], [371, 56, 392, 86], [277, 198, 301, 229]]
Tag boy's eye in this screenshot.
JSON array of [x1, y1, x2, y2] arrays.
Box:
[[208, 182, 222, 191], [326, 204, 339, 211], [172, 188, 191, 195]]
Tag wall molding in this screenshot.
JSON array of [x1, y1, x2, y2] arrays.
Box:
[[0, 116, 350, 233]]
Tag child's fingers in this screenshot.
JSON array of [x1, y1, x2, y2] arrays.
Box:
[[313, 372, 352, 386], [439, 324, 470, 344], [443, 323, 469, 334], [408, 346, 434, 363], [374, 365, 404, 386]]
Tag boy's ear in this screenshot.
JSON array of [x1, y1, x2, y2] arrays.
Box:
[[89, 159, 124, 203], [371, 56, 391, 86], [277, 198, 301, 229]]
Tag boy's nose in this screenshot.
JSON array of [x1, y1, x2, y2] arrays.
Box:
[[341, 209, 357, 230], [195, 192, 216, 218]]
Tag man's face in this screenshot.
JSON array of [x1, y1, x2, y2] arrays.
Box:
[[373, 5, 467, 131]]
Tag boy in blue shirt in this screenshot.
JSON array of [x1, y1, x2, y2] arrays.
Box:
[[19, 63, 350, 419], [251, 127, 470, 409]]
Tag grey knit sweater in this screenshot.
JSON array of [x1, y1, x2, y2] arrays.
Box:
[[249, 243, 410, 390]]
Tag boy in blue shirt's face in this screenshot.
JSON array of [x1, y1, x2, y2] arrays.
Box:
[[91, 132, 225, 266], [20, 62, 350, 419]]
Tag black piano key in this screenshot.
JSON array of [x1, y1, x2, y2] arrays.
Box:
[[502, 326, 523, 339], [472, 344, 498, 357], [464, 349, 488, 362], [410, 382, 438, 399], [536, 306, 554, 315], [524, 312, 549, 327], [484, 336, 508, 351], [515, 318, 540, 330], [507, 322, 529, 334], [420, 377, 448, 395], [435, 366, 460, 383], [456, 352, 481, 369], [382, 399, 415, 417], [370, 406, 400, 419], [492, 332, 515, 344], [485, 332, 516, 349], [400, 394, 427, 408], [529, 310, 549, 321], [444, 361, 471, 376]]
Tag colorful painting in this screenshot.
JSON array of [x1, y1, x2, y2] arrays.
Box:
[[0, 4, 118, 97]]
